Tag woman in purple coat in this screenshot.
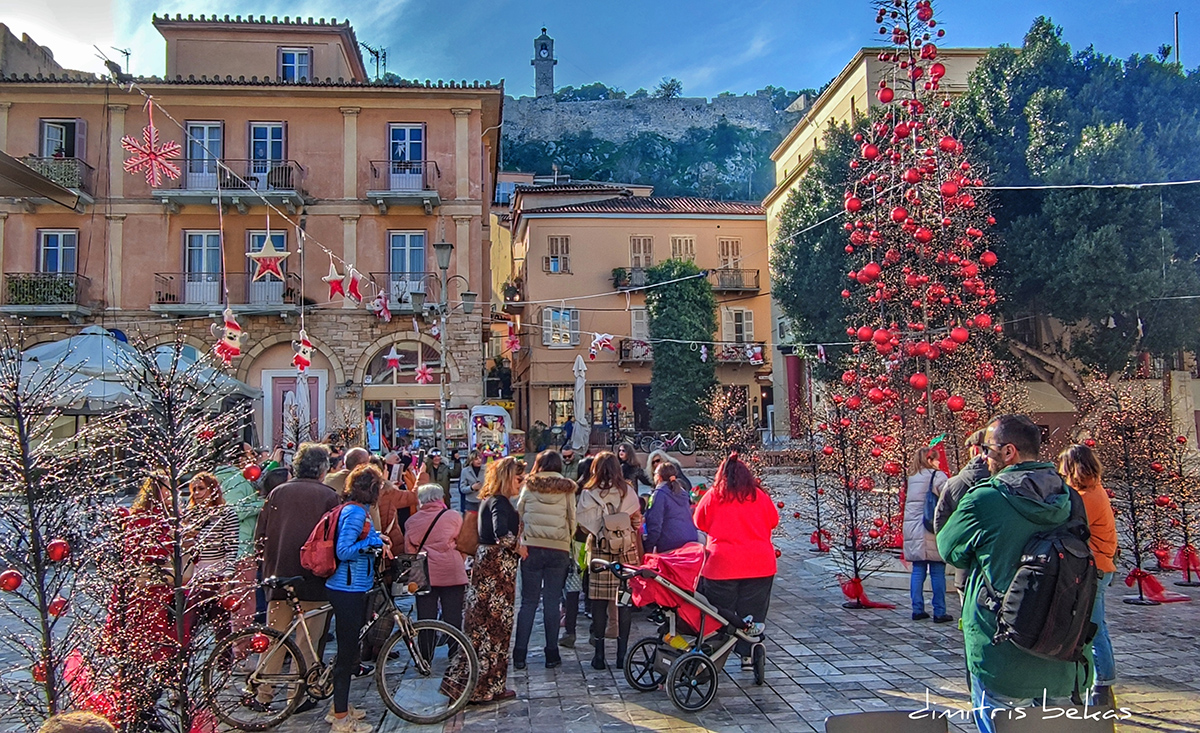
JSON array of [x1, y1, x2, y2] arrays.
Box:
[[642, 463, 699, 554]]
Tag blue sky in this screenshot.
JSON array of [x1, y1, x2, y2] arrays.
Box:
[[2, 1, 1194, 98]]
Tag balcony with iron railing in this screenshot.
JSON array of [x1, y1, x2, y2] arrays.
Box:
[[1, 272, 92, 319], [151, 159, 305, 212], [612, 267, 648, 291], [714, 341, 768, 365], [369, 272, 433, 311], [20, 157, 94, 195], [367, 160, 442, 213], [619, 338, 654, 364], [151, 271, 302, 314], [707, 268, 760, 292]]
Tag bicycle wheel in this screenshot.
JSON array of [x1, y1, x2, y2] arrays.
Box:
[[649, 439, 666, 453], [666, 653, 719, 712], [752, 643, 766, 686], [624, 637, 665, 692], [202, 626, 308, 731], [676, 436, 696, 455], [637, 433, 656, 453], [375, 619, 479, 724]]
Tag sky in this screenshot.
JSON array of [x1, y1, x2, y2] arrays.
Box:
[[1, 0, 1194, 99]]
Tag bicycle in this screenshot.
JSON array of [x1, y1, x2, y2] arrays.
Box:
[[650, 432, 695, 456], [201, 562, 479, 730]]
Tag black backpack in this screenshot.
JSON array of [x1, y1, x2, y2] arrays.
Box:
[[978, 488, 1098, 666]]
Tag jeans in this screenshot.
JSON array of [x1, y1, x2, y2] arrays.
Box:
[[910, 561, 947, 617], [696, 576, 773, 657], [1092, 571, 1116, 685], [970, 674, 1071, 733], [327, 589, 368, 715], [415, 584, 466, 660], [513, 546, 570, 664]]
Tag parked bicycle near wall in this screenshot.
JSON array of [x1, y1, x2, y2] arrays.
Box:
[[649, 432, 695, 456], [202, 554, 479, 730]]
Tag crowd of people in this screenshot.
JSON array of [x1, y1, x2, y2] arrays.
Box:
[[64, 410, 1125, 733]]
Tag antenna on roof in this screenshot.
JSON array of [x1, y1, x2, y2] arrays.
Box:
[[360, 42, 387, 80], [110, 47, 132, 72]]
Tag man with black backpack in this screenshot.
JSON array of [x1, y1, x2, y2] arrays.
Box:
[[938, 414, 1097, 733]]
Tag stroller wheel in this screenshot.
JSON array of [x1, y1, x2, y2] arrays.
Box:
[[666, 654, 719, 713], [624, 637, 665, 692], [751, 643, 766, 686]]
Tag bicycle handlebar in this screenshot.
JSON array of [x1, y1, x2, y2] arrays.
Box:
[[589, 559, 656, 581]]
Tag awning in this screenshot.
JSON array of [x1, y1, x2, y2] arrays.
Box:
[[0, 150, 80, 210]]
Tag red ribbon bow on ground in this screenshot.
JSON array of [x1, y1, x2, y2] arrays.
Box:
[[838, 576, 896, 609], [1125, 567, 1191, 603]]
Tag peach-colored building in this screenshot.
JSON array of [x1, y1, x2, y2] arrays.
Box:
[[507, 182, 771, 442], [0, 14, 502, 450]]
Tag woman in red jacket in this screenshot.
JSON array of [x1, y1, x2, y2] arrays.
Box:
[[692, 453, 778, 668]]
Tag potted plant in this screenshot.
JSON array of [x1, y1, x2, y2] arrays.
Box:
[[612, 267, 630, 289]]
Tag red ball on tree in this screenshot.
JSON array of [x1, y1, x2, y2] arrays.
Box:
[[46, 539, 70, 563], [0, 569, 22, 592], [776, 501, 785, 509], [1155, 495, 1171, 506], [884, 460, 902, 476], [845, 197, 863, 213], [220, 595, 243, 612], [1151, 462, 1165, 473], [909, 373, 929, 391], [841, 370, 857, 386], [980, 251, 998, 267], [872, 328, 891, 345], [793, 511, 801, 519], [950, 326, 970, 344], [856, 326, 874, 342], [250, 632, 272, 653], [914, 227, 933, 243], [243, 464, 262, 482], [902, 168, 922, 184], [974, 313, 993, 329], [1177, 435, 1189, 445], [48, 596, 68, 618], [890, 206, 908, 223], [877, 87, 894, 104], [946, 395, 966, 412], [822, 445, 835, 456], [940, 181, 959, 197], [862, 143, 880, 160], [938, 135, 957, 152], [846, 395, 862, 410], [867, 387, 886, 404]]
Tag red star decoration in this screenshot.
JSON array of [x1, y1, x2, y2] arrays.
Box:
[[247, 237, 291, 281], [384, 345, 403, 370], [324, 261, 345, 300], [121, 101, 181, 187]]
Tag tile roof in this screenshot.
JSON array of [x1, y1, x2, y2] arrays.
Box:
[[513, 181, 630, 195], [152, 13, 350, 27], [0, 72, 504, 90], [524, 196, 764, 216]]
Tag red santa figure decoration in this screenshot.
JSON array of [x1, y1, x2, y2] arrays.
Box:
[[369, 288, 392, 323], [748, 345, 764, 366], [292, 330, 314, 374], [211, 309, 248, 365], [589, 333, 615, 360]]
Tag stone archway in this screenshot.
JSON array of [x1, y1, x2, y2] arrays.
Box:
[[238, 331, 347, 386], [354, 331, 461, 385]]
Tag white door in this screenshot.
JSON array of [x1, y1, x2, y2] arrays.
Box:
[[250, 123, 285, 190], [187, 123, 222, 189], [184, 232, 221, 304], [389, 125, 424, 191], [388, 231, 427, 304]]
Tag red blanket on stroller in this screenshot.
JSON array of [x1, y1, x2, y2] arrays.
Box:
[[628, 543, 722, 633]]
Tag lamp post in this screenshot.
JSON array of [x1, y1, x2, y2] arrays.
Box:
[[414, 241, 477, 451]]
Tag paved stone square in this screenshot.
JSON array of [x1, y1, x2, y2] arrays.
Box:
[[274, 526, 1200, 733]]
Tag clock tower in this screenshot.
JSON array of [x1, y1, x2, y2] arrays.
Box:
[[532, 28, 556, 98]]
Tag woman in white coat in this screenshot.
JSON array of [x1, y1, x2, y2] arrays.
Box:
[[903, 446, 951, 623]]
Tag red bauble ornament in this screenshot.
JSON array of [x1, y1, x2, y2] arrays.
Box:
[[1177, 436, 1189, 445], [48, 596, 68, 618], [930, 62, 946, 79], [884, 460, 902, 476], [861, 262, 882, 282], [867, 387, 886, 404], [1084, 438, 1097, 448], [775, 548, 783, 558], [862, 143, 880, 160], [243, 464, 262, 482], [872, 328, 891, 345], [846, 395, 862, 410], [946, 395, 966, 412], [890, 206, 908, 223], [877, 87, 894, 104], [841, 370, 858, 386], [822, 445, 835, 456], [974, 313, 993, 329], [1151, 462, 1165, 473], [902, 167, 922, 184], [857, 476, 875, 491], [856, 326, 874, 342], [950, 326, 970, 344], [980, 251, 998, 267], [909, 373, 929, 391], [938, 135, 957, 152], [0, 570, 23, 592], [220, 595, 243, 612], [914, 227, 933, 244], [873, 517, 885, 528], [868, 529, 880, 539], [776, 501, 785, 509], [32, 661, 46, 683], [1155, 495, 1171, 506], [940, 181, 959, 197], [250, 632, 272, 653], [46, 540, 70, 563], [845, 197, 863, 213], [793, 512, 802, 519]]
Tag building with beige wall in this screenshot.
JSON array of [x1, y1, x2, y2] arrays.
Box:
[[762, 46, 987, 439], [0, 14, 501, 450], [508, 182, 771, 442]]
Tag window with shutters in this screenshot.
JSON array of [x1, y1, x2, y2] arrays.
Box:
[[542, 307, 579, 347], [630, 308, 649, 341], [39, 119, 86, 159], [543, 236, 571, 273], [630, 236, 653, 268], [670, 235, 695, 261], [718, 238, 741, 268], [722, 308, 755, 344]]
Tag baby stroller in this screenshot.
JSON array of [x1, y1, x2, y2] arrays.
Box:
[[592, 543, 766, 712]]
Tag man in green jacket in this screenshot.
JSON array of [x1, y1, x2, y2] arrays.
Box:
[[214, 463, 265, 631], [937, 414, 1091, 733]]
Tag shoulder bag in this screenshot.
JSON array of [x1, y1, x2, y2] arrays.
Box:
[[393, 508, 448, 596]]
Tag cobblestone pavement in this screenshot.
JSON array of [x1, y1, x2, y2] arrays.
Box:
[[271, 525, 1200, 733]]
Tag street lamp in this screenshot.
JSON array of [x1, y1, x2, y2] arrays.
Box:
[[416, 240, 475, 450]]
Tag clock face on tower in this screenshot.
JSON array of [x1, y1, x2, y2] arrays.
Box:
[[539, 46, 549, 58]]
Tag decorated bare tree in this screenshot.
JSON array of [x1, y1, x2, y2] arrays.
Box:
[[0, 327, 121, 727], [1166, 435, 1200, 587], [78, 333, 253, 731]]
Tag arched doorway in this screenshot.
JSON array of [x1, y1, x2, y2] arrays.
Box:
[[362, 340, 444, 452]]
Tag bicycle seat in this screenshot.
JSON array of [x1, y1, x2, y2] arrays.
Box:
[[262, 575, 305, 589]]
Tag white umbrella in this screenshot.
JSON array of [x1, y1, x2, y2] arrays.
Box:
[[572, 355, 590, 451], [294, 371, 312, 443]]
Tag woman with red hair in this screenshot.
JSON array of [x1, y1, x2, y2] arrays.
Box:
[[692, 453, 778, 668]]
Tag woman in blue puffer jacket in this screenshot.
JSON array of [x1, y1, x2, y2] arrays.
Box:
[[642, 462, 699, 554], [326, 464, 389, 732]]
